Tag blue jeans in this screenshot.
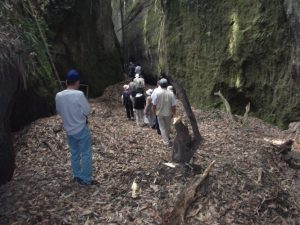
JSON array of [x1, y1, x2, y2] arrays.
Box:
[[67, 126, 92, 183]]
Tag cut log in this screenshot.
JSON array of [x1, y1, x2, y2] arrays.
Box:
[[287, 122, 300, 133], [162, 160, 216, 225], [170, 79, 202, 163], [272, 139, 300, 169], [172, 117, 193, 163]]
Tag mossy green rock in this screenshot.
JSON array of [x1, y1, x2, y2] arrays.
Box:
[[112, 0, 300, 128]]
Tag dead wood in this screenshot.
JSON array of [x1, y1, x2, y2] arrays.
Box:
[[242, 102, 251, 125], [256, 168, 263, 185], [287, 122, 300, 133], [172, 117, 193, 163], [272, 139, 300, 169], [171, 80, 202, 162], [163, 160, 216, 225], [42, 140, 64, 164], [214, 90, 235, 122]]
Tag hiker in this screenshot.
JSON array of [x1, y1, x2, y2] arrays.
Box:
[[128, 62, 135, 78], [159, 72, 170, 85], [144, 89, 155, 126], [135, 63, 142, 75], [55, 69, 95, 186], [122, 84, 134, 120], [152, 78, 176, 146], [133, 74, 145, 91], [133, 89, 146, 126], [151, 80, 162, 134]]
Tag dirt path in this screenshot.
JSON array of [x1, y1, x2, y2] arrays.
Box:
[[0, 83, 299, 224]]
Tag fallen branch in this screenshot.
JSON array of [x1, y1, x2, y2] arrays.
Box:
[[272, 139, 300, 170], [163, 160, 216, 225], [214, 90, 235, 122], [242, 102, 251, 125], [256, 168, 263, 185], [41, 140, 65, 166]]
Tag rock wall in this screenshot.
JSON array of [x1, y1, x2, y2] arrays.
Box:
[[112, 0, 166, 81], [0, 24, 24, 184], [0, 0, 123, 184], [47, 0, 123, 97], [0, 66, 19, 185], [113, 0, 300, 127]]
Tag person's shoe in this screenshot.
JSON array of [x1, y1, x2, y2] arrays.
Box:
[[73, 177, 82, 183], [78, 179, 99, 186]]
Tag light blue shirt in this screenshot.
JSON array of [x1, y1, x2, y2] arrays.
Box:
[[55, 89, 90, 135]]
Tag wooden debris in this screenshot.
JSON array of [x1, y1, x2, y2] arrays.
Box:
[[131, 179, 140, 199], [170, 79, 202, 163], [287, 122, 300, 133], [242, 102, 251, 125], [163, 162, 177, 168], [214, 90, 235, 122], [256, 168, 263, 185], [163, 160, 216, 225], [271, 139, 300, 169]]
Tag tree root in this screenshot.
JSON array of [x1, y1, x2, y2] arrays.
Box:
[[162, 160, 216, 225]]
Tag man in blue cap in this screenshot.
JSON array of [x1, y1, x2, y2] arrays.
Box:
[[55, 69, 95, 185]]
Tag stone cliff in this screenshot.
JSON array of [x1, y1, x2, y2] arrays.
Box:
[[112, 0, 300, 128]]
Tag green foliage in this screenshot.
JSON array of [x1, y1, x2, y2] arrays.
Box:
[[18, 5, 58, 97]]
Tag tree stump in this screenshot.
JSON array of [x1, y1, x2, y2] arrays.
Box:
[[170, 79, 202, 163]]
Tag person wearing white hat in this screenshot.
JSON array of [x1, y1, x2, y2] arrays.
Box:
[[152, 78, 176, 146], [144, 89, 155, 126]]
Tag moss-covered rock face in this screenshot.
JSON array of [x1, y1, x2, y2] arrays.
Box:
[[113, 0, 300, 128], [47, 0, 123, 97], [111, 0, 166, 81]]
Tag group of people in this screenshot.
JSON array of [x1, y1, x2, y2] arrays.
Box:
[[54, 66, 177, 187], [122, 72, 176, 147], [128, 61, 142, 79]]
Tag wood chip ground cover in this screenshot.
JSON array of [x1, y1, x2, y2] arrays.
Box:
[[0, 83, 299, 224]]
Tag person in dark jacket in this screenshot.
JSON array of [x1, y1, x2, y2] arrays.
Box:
[[128, 62, 135, 78], [122, 85, 134, 120], [133, 90, 146, 126]]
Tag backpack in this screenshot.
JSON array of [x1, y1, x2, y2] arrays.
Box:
[[123, 91, 131, 105], [134, 93, 145, 109]]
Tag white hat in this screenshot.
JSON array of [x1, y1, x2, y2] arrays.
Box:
[[146, 89, 153, 96], [135, 74, 140, 78], [159, 78, 168, 88], [123, 84, 129, 90]]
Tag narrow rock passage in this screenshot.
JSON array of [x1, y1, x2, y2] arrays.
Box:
[[0, 83, 299, 224]]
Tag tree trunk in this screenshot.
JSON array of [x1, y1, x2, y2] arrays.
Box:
[[171, 79, 202, 145]]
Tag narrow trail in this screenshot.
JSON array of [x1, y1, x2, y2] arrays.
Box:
[[0, 83, 299, 225]]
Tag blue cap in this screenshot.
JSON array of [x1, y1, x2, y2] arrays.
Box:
[[67, 69, 80, 81]]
